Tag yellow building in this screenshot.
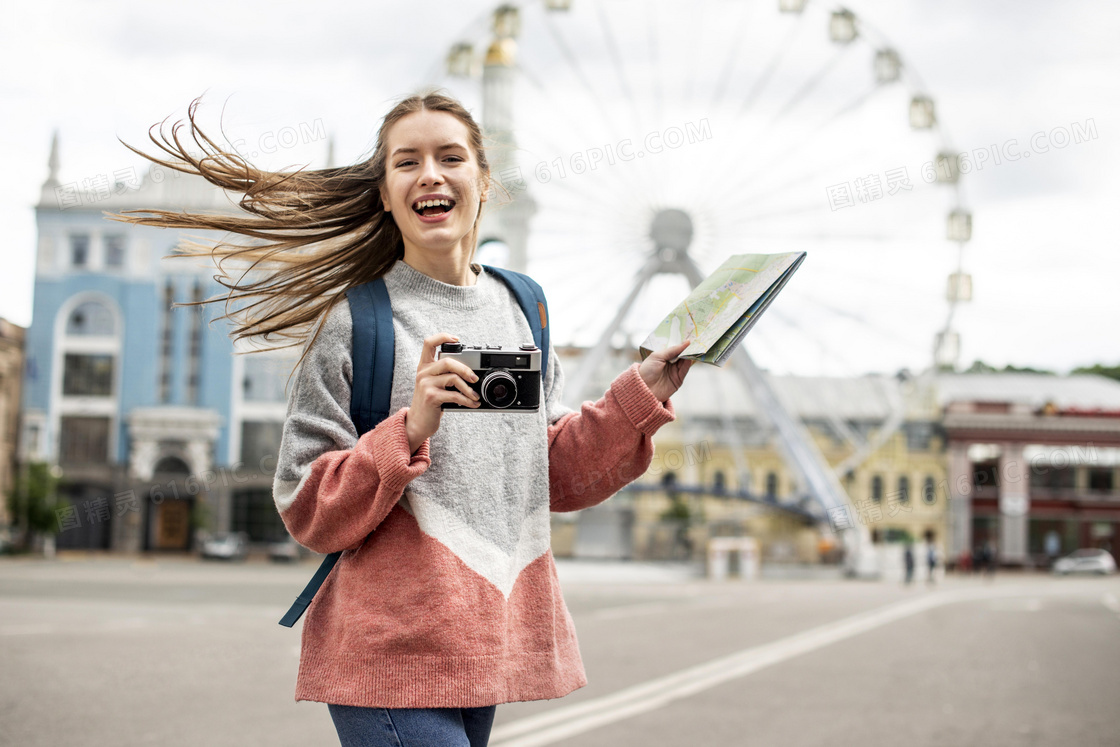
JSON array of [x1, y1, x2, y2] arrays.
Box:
[[552, 347, 948, 563]]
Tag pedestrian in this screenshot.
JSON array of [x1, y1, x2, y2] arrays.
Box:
[[926, 542, 938, 584], [1044, 529, 1061, 569], [985, 539, 999, 577], [110, 89, 694, 746], [903, 542, 915, 585]]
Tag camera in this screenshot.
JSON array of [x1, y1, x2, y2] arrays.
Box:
[[437, 342, 541, 412]]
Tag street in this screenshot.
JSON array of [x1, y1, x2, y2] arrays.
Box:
[[1, 555, 1117, 746]]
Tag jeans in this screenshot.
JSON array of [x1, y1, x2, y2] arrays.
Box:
[[327, 704, 496, 747]]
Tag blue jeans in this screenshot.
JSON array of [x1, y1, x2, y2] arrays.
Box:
[[327, 704, 496, 747]]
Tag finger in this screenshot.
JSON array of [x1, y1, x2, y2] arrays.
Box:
[[419, 333, 460, 367], [430, 376, 482, 408], [430, 358, 480, 385], [434, 371, 480, 400]]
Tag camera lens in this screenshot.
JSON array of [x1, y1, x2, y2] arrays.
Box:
[[481, 370, 517, 408]]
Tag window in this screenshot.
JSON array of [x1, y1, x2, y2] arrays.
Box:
[[105, 235, 126, 268], [1088, 468, 1114, 493], [59, 416, 110, 464], [922, 476, 937, 505], [904, 421, 935, 452], [972, 459, 1000, 490], [240, 421, 284, 470], [765, 472, 778, 500], [712, 471, 726, 494], [242, 356, 289, 403], [62, 354, 113, 396], [871, 475, 883, 503], [65, 302, 115, 336], [1031, 465, 1075, 491], [898, 475, 910, 503], [70, 235, 90, 268], [232, 488, 290, 543], [187, 282, 203, 405], [159, 281, 174, 403]]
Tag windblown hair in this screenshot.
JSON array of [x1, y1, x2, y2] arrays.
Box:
[[106, 88, 498, 374]]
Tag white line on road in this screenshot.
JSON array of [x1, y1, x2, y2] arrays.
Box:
[[489, 586, 1052, 747]]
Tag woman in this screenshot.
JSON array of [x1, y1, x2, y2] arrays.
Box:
[[111, 89, 692, 746]]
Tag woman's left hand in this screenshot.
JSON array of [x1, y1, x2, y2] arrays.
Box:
[[638, 341, 695, 403]]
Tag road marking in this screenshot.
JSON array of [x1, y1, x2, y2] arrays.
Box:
[[489, 587, 1033, 747]]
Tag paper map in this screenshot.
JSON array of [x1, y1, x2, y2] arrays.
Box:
[[639, 252, 807, 366]]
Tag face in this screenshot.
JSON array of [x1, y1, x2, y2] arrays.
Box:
[[379, 109, 489, 263]]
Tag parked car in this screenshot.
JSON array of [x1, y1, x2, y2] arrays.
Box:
[[200, 531, 250, 562], [1052, 548, 1116, 575], [268, 538, 312, 563]]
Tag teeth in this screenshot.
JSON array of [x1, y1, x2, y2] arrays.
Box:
[[414, 199, 453, 210]]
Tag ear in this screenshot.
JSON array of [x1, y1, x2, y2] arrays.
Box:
[[479, 171, 491, 203], [379, 184, 390, 213]]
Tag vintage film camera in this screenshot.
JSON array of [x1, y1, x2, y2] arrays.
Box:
[[437, 342, 541, 412]]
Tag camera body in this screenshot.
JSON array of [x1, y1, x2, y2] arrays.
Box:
[[437, 342, 541, 412]]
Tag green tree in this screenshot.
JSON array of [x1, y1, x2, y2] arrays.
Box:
[[1070, 363, 1120, 382], [4, 462, 64, 554]]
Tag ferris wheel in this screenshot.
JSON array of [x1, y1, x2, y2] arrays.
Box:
[[415, 0, 972, 570]]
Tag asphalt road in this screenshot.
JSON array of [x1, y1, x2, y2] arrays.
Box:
[[1, 554, 1117, 746]]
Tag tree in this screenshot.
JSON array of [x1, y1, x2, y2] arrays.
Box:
[[4, 462, 64, 554], [1070, 363, 1120, 383]]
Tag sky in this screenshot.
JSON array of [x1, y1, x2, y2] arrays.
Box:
[[2, 0, 1117, 378]]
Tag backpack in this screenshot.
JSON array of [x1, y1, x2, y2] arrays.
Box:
[[278, 264, 550, 627]]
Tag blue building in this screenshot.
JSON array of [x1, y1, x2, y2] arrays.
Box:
[[21, 135, 295, 553]]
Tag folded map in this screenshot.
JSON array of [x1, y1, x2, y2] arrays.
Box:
[[639, 251, 807, 366]]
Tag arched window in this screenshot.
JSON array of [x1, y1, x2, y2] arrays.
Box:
[[871, 475, 883, 503], [922, 476, 937, 505], [713, 471, 726, 494], [65, 301, 115, 336], [765, 472, 778, 500], [661, 471, 677, 488], [898, 475, 910, 504]]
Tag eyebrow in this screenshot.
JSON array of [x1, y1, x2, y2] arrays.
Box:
[[391, 143, 468, 157]]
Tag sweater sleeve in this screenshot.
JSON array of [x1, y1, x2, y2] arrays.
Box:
[[546, 358, 677, 513], [272, 301, 431, 554]]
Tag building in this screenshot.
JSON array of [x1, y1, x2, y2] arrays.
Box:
[[22, 136, 295, 553], [551, 347, 950, 563], [940, 373, 1120, 568], [0, 318, 27, 538]]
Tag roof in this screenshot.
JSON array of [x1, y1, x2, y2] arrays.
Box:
[[934, 373, 1120, 410], [555, 348, 1120, 423]]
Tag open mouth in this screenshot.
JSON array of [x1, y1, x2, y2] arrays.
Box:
[[412, 198, 456, 217]]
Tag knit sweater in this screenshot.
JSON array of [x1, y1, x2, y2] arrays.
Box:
[[272, 258, 677, 709]]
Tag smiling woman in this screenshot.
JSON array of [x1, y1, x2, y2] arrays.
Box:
[[104, 89, 498, 372], [105, 88, 693, 746]]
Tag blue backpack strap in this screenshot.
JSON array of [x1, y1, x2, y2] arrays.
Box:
[[345, 278, 395, 436], [482, 265, 550, 380], [279, 278, 396, 628]]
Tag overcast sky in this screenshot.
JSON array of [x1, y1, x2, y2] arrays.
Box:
[[2, 0, 1117, 378]]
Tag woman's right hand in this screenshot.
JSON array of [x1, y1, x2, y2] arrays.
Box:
[[405, 333, 482, 454]]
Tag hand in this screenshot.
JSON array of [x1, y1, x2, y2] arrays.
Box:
[[638, 341, 695, 403], [404, 333, 482, 453]]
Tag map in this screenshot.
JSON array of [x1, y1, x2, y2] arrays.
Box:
[[639, 252, 807, 366]]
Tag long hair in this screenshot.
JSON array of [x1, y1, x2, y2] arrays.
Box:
[[105, 88, 498, 375]]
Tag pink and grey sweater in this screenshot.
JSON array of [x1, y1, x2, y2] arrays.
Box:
[[272, 259, 676, 708]]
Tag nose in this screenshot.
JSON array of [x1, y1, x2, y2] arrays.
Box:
[[418, 155, 443, 187]]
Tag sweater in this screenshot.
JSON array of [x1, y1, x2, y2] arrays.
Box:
[[272, 258, 678, 708]]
